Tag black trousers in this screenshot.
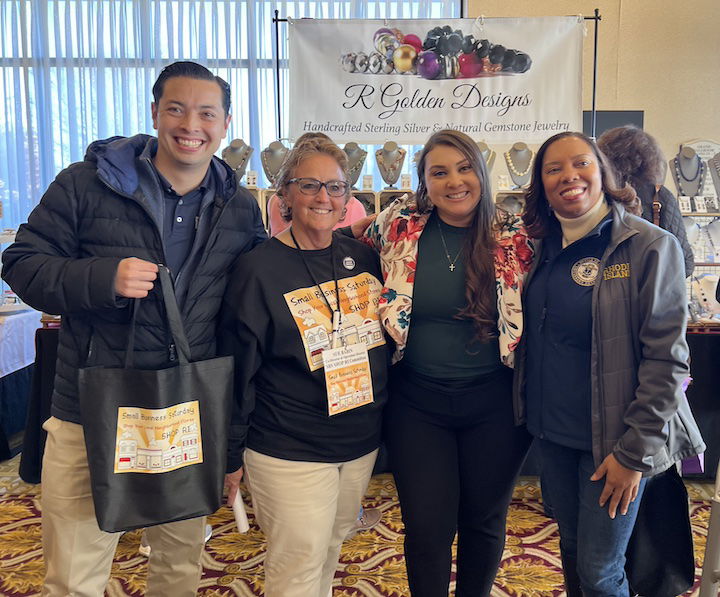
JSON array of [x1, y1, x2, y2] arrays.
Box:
[[385, 366, 532, 597]]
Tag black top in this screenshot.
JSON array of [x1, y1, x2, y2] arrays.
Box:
[[633, 180, 694, 277], [524, 215, 613, 450], [221, 234, 389, 468], [151, 163, 214, 279], [403, 211, 501, 378]]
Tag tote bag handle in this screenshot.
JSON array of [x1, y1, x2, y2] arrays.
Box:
[[124, 265, 191, 368]]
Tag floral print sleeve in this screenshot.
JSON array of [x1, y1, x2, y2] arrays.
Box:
[[493, 209, 535, 367]]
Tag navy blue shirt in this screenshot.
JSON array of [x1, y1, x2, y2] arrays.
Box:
[[150, 163, 214, 278], [524, 216, 612, 450]]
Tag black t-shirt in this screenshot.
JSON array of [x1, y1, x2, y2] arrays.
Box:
[[221, 234, 389, 465]]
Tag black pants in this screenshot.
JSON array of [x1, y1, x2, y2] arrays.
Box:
[[385, 366, 531, 597]]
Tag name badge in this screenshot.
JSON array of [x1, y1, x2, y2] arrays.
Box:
[[323, 343, 374, 416]]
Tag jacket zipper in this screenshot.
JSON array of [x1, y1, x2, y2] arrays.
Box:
[[98, 176, 175, 361]]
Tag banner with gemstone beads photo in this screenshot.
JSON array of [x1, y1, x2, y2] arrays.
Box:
[[288, 17, 583, 144]]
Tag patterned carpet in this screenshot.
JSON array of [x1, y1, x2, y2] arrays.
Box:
[[0, 455, 713, 596]]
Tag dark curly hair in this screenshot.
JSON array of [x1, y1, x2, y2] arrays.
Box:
[[522, 131, 640, 238], [597, 125, 666, 186], [415, 129, 498, 342]]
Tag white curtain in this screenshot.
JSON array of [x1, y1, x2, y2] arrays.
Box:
[[0, 0, 459, 230]]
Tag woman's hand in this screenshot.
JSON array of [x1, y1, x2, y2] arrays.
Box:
[[590, 454, 642, 519], [350, 214, 377, 239], [224, 467, 244, 506]]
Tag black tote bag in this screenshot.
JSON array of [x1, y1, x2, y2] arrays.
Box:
[[625, 465, 696, 597], [78, 267, 233, 533]]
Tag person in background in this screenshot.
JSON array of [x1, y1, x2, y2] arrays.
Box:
[[1, 61, 266, 596], [361, 129, 534, 596], [221, 136, 389, 596], [597, 125, 694, 276], [517, 131, 705, 596]]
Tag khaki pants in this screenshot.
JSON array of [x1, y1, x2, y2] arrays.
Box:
[[244, 448, 378, 597], [40, 417, 206, 597]]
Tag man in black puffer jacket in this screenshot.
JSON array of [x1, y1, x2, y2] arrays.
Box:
[[1, 61, 266, 596]]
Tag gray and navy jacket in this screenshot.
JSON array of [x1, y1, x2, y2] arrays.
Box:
[[513, 202, 705, 476], [1, 134, 267, 425]]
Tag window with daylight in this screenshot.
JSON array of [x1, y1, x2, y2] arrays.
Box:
[[0, 0, 459, 230]]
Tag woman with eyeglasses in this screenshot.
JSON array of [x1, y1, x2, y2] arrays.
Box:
[[220, 136, 388, 597], [361, 129, 534, 596]]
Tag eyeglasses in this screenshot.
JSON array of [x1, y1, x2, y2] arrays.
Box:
[[288, 178, 349, 197]]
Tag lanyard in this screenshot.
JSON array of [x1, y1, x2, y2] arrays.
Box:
[[289, 228, 343, 348]]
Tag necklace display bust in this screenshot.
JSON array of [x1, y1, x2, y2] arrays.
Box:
[[691, 274, 720, 317], [504, 142, 534, 188], [477, 141, 496, 172], [708, 152, 720, 200], [222, 139, 254, 180], [343, 142, 368, 188], [260, 140, 290, 187], [684, 216, 701, 245], [376, 141, 406, 188], [671, 146, 705, 198], [705, 218, 720, 259]]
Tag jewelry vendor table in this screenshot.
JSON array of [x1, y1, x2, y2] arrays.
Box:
[[0, 309, 41, 460]]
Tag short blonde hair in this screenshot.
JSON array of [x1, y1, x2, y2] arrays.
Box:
[[276, 138, 350, 221]]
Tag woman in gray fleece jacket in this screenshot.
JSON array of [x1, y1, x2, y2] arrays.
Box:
[[515, 131, 705, 597]]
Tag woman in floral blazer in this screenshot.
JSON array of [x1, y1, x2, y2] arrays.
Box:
[[363, 130, 534, 596]]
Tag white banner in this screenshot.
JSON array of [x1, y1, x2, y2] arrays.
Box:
[[289, 17, 583, 144]]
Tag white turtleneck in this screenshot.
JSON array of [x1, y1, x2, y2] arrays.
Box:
[[555, 198, 611, 248]]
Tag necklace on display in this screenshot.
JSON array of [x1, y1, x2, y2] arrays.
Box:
[[706, 219, 720, 257], [376, 148, 406, 180], [436, 216, 464, 272], [504, 149, 534, 178], [673, 155, 705, 197], [709, 156, 720, 180]]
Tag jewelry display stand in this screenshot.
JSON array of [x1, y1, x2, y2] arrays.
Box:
[[477, 142, 496, 172], [260, 140, 290, 187], [504, 142, 534, 188], [495, 191, 525, 215], [344, 142, 368, 188], [709, 152, 720, 200], [375, 142, 406, 189], [705, 219, 720, 261], [671, 146, 706, 200], [690, 274, 720, 322], [351, 191, 377, 216], [221, 139, 253, 181], [377, 190, 408, 212]]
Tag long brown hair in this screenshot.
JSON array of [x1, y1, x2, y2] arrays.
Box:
[[415, 129, 497, 342], [523, 131, 640, 238]]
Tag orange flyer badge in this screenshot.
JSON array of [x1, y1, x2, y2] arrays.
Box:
[[114, 400, 202, 474], [283, 272, 385, 371]]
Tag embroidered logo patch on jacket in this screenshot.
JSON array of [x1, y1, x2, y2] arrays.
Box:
[[571, 257, 600, 286], [603, 263, 630, 280]]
